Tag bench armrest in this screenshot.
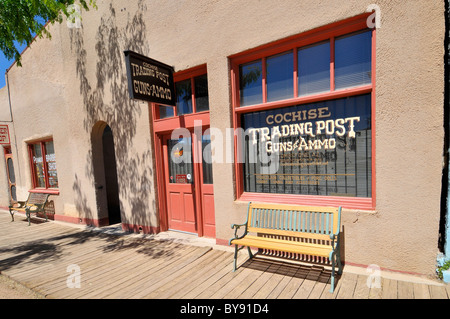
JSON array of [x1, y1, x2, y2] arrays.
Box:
[[228, 223, 248, 245], [329, 206, 342, 244], [11, 201, 26, 209]]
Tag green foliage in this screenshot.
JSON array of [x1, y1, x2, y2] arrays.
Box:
[[437, 259, 450, 280], [0, 0, 97, 66]]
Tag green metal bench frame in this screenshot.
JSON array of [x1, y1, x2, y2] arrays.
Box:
[[229, 202, 342, 293], [9, 192, 51, 226]]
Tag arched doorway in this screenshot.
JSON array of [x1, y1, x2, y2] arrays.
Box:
[[91, 122, 121, 225]]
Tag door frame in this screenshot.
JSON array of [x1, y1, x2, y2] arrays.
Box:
[[4, 146, 16, 204], [155, 124, 212, 237]]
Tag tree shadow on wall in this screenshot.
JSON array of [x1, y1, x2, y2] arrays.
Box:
[[69, 1, 156, 230]]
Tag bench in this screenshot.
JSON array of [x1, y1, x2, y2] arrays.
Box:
[[229, 202, 342, 293], [9, 192, 51, 226]]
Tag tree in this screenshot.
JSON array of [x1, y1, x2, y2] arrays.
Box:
[[0, 0, 96, 66]]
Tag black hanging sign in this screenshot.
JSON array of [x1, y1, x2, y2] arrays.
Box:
[[124, 50, 175, 105]]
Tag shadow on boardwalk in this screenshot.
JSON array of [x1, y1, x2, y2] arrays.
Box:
[[0, 211, 448, 300]]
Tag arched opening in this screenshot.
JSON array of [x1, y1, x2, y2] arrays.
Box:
[[91, 121, 121, 225]]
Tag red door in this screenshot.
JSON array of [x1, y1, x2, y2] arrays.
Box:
[[163, 135, 197, 234], [161, 131, 216, 237]]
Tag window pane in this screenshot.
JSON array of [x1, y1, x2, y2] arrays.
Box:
[[298, 41, 330, 96], [175, 79, 192, 115], [44, 141, 58, 188], [7, 158, 15, 184], [266, 51, 293, 102], [335, 31, 372, 89], [10, 185, 16, 202], [168, 137, 193, 184], [240, 94, 372, 198], [239, 60, 262, 106], [195, 74, 209, 112], [158, 105, 175, 118], [32, 144, 46, 188], [202, 135, 213, 184]]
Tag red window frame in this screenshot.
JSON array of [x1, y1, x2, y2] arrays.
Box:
[[28, 139, 59, 194], [230, 13, 376, 210], [152, 64, 210, 132]]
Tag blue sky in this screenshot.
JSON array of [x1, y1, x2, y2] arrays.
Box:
[[0, 42, 28, 89]]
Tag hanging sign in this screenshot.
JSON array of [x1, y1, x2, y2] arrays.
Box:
[[124, 50, 175, 105], [0, 125, 10, 144]]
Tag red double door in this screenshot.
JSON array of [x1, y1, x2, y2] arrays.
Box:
[[161, 130, 215, 237]]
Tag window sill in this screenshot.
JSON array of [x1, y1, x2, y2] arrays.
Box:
[[237, 192, 374, 210], [29, 189, 60, 195]]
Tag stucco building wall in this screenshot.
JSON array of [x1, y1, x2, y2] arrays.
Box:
[[1, 0, 445, 276]]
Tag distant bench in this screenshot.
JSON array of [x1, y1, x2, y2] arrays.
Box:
[[9, 192, 51, 226], [229, 202, 342, 293]]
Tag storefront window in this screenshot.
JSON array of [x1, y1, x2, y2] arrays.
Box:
[[29, 140, 59, 190], [232, 16, 374, 208], [241, 94, 371, 197], [44, 141, 58, 188]]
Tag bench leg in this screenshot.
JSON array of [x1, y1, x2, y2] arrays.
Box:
[[329, 251, 337, 293], [9, 209, 14, 222], [247, 246, 254, 259], [26, 209, 31, 226], [233, 245, 238, 272]]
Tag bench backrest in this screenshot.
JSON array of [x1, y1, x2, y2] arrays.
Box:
[[27, 193, 50, 206], [246, 202, 341, 241]]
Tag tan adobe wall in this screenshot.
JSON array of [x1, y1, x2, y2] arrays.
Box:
[[2, 0, 445, 275]]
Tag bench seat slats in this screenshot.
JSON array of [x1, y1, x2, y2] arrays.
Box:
[[247, 227, 332, 241], [231, 235, 332, 257]]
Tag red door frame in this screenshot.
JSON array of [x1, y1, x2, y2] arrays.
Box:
[[4, 146, 16, 204], [154, 122, 214, 237], [150, 63, 215, 237]]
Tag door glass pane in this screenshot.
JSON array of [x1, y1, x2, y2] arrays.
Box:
[[45, 141, 59, 188], [298, 41, 330, 96], [7, 158, 15, 184], [175, 79, 193, 115], [202, 135, 213, 184], [266, 51, 293, 102], [32, 144, 46, 188], [239, 60, 262, 106], [335, 31, 372, 89], [10, 185, 16, 201], [168, 137, 193, 184], [195, 74, 210, 112]]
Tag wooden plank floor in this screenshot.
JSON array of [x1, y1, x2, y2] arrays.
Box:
[[0, 211, 449, 299]]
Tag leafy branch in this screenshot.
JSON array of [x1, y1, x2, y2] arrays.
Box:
[[0, 0, 97, 66]]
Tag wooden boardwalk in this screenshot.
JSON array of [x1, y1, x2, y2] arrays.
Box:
[[0, 211, 449, 300]]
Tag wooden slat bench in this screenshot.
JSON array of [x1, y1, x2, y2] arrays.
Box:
[[229, 202, 342, 293], [9, 192, 51, 226]]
